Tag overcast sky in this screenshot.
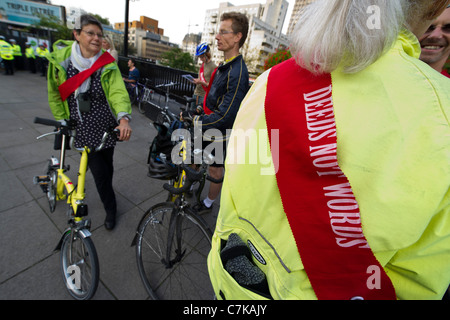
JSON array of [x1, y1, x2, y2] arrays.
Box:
[[49, 0, 295, 45]]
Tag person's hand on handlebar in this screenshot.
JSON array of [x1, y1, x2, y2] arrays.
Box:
[[116, 116, 132, 141], [180, 110, 194, 123]]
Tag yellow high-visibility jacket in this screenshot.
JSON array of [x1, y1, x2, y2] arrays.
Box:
[[0, 40, 14, 60], [25, 47, 35, 59], [207, 29, 450, 300], [12, 44, 22, 56], [36, 47, 49, 58]]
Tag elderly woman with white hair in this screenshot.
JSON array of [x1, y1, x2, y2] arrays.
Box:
[[208, 0, 450, 300]]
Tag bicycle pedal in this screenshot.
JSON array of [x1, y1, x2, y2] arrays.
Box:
[[33, 175, 50, 185]]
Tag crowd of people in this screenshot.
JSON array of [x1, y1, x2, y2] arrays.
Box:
[[1, 0, 449, 300], [0, 37, 50, 76]]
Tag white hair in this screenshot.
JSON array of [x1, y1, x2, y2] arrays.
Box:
[[289, 0, 426, 74]]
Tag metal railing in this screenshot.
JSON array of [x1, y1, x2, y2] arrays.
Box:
[[118, 56, 198, 104]]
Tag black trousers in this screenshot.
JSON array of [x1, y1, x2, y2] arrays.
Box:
[[3, 59, 14, 75], [27, 57, 36, 73], [88, 147, 117, 218], [37, 57, 47, 76]]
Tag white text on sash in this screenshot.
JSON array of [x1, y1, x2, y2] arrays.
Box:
[[304, 86, 369, 249]]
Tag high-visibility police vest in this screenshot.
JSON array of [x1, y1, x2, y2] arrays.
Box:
[[36, 47, 48, 58], [25, 47, 35, 59], [0, 40, 14, 60], [12, 44, 22, 56], [207, 29, 450, 300]]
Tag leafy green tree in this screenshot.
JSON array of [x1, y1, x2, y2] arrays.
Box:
[[30, 13, 72, 42], [160, 48, 198, 73], [89, 13, 111, 26]]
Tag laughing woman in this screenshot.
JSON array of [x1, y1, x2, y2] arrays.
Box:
[[46, 14, 132, 230]]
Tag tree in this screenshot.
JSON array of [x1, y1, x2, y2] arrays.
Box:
[[89, 13, 111, 26], [160, 48, 198, 73], [30, 14, 72, 42], [264, 48, 292, 71]]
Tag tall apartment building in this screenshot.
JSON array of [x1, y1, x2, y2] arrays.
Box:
[[201, 0, 289, 75], [286, 0, 315, 35], [115, 16, 177, 61], [66, 7, 87, 28], [115, 16, 164, 36]]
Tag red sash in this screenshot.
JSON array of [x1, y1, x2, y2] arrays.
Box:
[[58, 52, 115, 101], [199, 63, 208, 91], [265, 59, 396, 300], [202, 67, 217, 115]]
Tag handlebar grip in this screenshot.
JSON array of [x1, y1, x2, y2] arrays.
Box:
[[163, 181, 192, 195], [34, 117, 62, 128], [162, 165, 205, 195]]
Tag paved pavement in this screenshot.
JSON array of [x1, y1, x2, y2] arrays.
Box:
[[0, 70, 218, 300]]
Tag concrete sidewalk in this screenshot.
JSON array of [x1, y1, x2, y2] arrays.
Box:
[[0, 71, 217, 300]]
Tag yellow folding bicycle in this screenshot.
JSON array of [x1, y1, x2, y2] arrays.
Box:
[[33, 117, 118, 300]]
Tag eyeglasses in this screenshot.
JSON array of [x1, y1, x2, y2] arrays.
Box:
[[81, 30, 104, 39], [217, 30, 236, 36]]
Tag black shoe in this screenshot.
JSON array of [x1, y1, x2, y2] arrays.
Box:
[[192, 201, 212, 215], [104, 214, 116, 230]]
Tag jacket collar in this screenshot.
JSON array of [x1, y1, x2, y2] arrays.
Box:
[[218, 54, 242, 70], [48, 40, 117, 73], [397, 28, 421, 59]]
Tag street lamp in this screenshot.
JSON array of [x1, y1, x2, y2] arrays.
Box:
[[124, 0, 139, 57], [185, 22, 199, 51]]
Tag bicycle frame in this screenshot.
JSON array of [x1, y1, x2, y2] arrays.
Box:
[[55, 139, 90, 222], [169, 138, 188, 202]]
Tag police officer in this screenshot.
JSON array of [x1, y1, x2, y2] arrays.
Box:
[[10, 39, 23, 70], [25, 42, 36, 74], [36, 43, 49, 77], [0, 36, 14, 75]]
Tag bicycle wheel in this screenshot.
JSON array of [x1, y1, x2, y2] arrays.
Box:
[[47, 167, 57, 213], [60, 230, 99, 300], [138, 100, 146, 114], [156, 110, 172, 127], [135, 202, 214, 300], [129, 86, 138, 105]]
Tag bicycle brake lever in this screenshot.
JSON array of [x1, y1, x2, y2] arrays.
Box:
[[36, 131, 59, 140]]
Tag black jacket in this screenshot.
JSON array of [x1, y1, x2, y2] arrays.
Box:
[[193, 54, 249, 141]]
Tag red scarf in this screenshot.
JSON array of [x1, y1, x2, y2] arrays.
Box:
[[58, 52, 115, 101], [265, 59, 396, 300], [202, 67, 217, 115]]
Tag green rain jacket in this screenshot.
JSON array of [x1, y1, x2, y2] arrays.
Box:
[[46, 40, 131, 121]]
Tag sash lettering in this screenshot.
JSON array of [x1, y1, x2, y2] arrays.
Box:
[[264, 58, 396, 300]]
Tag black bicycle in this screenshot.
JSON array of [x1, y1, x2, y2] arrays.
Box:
[[131, 116, 221, 300]]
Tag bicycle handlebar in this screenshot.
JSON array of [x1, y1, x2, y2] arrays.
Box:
[[34, 117, 119, 152], [96, 128, 120, 152], [34, 117, 66, 129], [163, 164, 223, 195]]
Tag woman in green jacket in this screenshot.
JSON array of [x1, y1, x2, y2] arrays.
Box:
[[46, 14, 132, 230]]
